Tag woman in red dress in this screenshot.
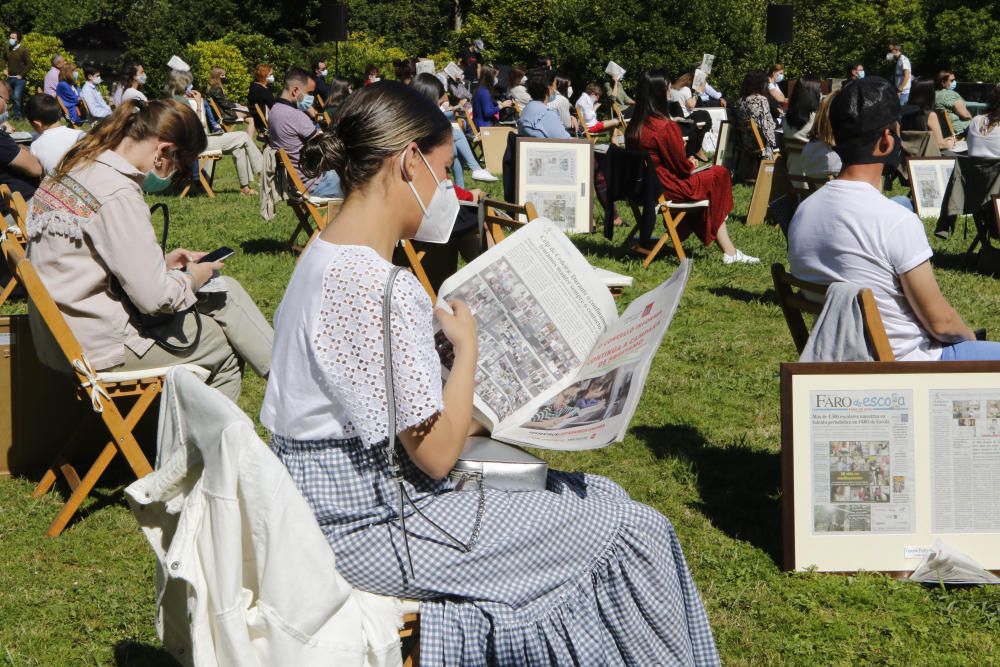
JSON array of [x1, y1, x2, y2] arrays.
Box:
[[625, 69, 758, 264]]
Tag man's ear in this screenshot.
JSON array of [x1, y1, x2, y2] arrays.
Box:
[[873, 128, 893, 157], [29, 120, 43, 133]]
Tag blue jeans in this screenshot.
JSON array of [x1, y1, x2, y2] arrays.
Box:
[[309, 170, 343, 198], [451, 126, 481, 188], [939, 340, 1000, 361], [898, 92, 909, 106], [7, 77, 26, 120], [890, 195, 913, 212]]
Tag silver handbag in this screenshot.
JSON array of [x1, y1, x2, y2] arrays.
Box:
[[450, 437, 548, 492]]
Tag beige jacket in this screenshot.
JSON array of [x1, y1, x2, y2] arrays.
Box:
[[26, 150, 197, 370]]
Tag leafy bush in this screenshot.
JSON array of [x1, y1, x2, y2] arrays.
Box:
[[222, 32, 296, 79], [20, 33, 73, 94], [185, 39, 252, 104], [304, 33, 407, 83]]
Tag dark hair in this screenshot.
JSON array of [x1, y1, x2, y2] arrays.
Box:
[[510, 66, 526, 88], [363, 63, 380, 78], [284, 66, 310, 90], [478, 65, 498, 97], [936, 70, 955, 90], [847, 61, 864, 78], [908, 76, 936, 112], [300, 81, 452, 197], [24, 94, 62, 126], [768, 63, 784, 77], [526, 69, 554, 101], [119, 62, 141, 91], [625, 69, 673, 146], [393, 58, 415, 83], [56, 99, 207, 179], [985, 84, 1000, 127], [84, 66, 100, 79], [554, 76, 571, 97], [829, 76, 900, 150], [312, 60, 326, 72], [741, 70, 769, 98], [535, 56, 552, 69], [328, 76, 351, 108], [786, 74, 822, 129], [411, 72, 445, 105]]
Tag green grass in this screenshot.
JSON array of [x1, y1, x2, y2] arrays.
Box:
[[2, 158, 1000, 665]]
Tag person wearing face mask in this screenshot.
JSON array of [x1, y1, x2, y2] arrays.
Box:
[[517, 70, 569, 139], [546, 75, 577, 133], [79, 66, 112, 121], [261, 80, 719, 666], [44, 54, 65, 97], [789, 76, 1000, 362], [766, 64, 787, 115], [268, 67, 341, 197], [55, 61, 83, 124], [206, 67, 252, 134], [0, 81, 43, 201], [26, 99, 273, 398], [507, 66, 531, 108], [847, 61, 865, 81], [934, 70, 973, 136], [3, 31, 31, 121], [248, 63, 276, 130], [886, 42, 911, 104], [311, 60, 331, 106], [113, 62, 148, 106]]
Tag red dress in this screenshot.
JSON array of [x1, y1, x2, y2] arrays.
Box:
[[628, 115, 734, 246]]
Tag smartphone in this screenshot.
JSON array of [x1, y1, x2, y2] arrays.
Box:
[[197, 246, 235, 264]]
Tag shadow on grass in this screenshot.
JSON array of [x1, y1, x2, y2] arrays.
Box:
[[241, 238, 292, 256], [633, 424, 782, 564], [708, 286, 778, 305], [570, 234, 630, 261], [930, 248, 976, 272], [115, 640, 181, 667]]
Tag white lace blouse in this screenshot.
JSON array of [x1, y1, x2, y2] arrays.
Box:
[[261, 241, 444, 445]]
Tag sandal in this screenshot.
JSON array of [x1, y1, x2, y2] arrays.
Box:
[[240, 187, 258, 196]]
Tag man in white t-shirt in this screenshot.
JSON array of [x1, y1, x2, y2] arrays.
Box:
[[887, 43, 911, 104], [789, 76, 1000, 362], [25, 94, 84, 175]]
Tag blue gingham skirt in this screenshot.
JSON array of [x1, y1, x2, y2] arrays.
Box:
[[272, 435, 719, 666]]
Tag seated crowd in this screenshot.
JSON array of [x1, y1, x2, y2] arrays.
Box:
[[4, 34, 1000, 665]]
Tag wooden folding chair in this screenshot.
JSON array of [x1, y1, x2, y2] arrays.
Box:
[[0, 189, 29, 307], [78, 97, 90, 123], [208, 96, 245, 134], [612, 103, 628, 128], [482, 198, 538, 246], [179, 150, 222, 198], [254, 103, 269, 130], [1, 235, 209, 536], [275, 148, 343, 251], [624, 195, 708, 266], [455, 107, 483, 160], [575, 106, 594, 141], [936, 109, 957, 139], [771, 263, 895, 361]]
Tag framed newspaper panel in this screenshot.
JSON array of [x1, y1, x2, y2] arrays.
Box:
[[907, 157, 956, 219], [515, 137, 594, 234], [781, 361, 1000, 575]]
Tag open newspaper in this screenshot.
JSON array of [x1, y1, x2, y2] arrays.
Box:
[[434, 219, 689, 450]]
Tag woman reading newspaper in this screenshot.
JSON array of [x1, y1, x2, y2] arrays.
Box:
[[261, 81, 719, 666]]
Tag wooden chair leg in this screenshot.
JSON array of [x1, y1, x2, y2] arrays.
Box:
[[179, 182, 192, 199], [663, 211, 687, 262], [32, 419, 91, 498], [0, 276, 17, 307], [401, 241, 436, 302], [640, 235, 671, 268], [46, 442, 117, 537], [198, 163, 216, 199]]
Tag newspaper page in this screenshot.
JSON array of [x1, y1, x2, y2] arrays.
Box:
[[929, 390, 1000, 533], [810, 390, 915, 535], [492, 261, 690, 450], [435, 219, 617, 431], [605, 61, 626, 79], [699, 54, 715, 75]]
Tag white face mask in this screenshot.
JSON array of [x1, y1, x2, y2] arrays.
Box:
[[521, 76, 527, 85], [886, 52, 896, 61], [137, 72, 147, 84], [319, 69, 329, 78], [567, 86, 573, 97], [775, 73, 784, 83], [266, 74, 275, 83], [93, 76, 102, 85], [402, 150, 459, 244]]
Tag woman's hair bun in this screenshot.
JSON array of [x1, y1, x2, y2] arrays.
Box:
[[300, 130, 346, 180]]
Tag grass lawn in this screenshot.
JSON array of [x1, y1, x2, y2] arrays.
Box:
[[2, 155, 1000, 666]]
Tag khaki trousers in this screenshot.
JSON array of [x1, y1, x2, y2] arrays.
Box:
[[205, 132, 264, 188], [119, 277, 272, 401]]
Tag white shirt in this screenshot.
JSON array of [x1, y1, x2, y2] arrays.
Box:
[[80, 81, 112, 118], [800, 140, 842, 178], [547, 94, 573, 129], [121, 87, 148, 105], [966, 116, 1000, 158], [788, 180, 939, 361], [261, 241, 443, 444], [895, 54, 912, 94], [669, 86, 693, 117], [30, 126, 85, 175], [575, 93, 598, 128]]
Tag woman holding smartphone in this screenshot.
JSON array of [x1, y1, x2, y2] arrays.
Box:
[[26, 99, 272, 400], [261, 81, 718, 666]]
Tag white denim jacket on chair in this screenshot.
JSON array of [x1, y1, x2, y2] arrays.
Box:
[[125, 367, 402, 667]]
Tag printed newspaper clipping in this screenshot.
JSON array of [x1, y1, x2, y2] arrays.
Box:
[[810, 390, 915, 535], [930, 390, 1000, 533], [435, 219, 689, 450]]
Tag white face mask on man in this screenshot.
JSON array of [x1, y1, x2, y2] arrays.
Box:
[[401, 149, 459, 244]]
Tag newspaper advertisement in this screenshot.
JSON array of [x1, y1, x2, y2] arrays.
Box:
[[434, 219, 689, 450], [810, 390, 915, 535], [929, 390, 1000, 533], [526, 191, 577, 232], [526, 149, 577, 186]]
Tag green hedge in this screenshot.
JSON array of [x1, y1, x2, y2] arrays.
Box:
[[185, 39, 253, 105], [20, 33, 74, 94]]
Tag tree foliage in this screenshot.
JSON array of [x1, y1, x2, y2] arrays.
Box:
[[21, 33, 74, 93]]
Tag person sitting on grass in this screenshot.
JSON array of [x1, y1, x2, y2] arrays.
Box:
[[789, 76, 1000, 362], [25, 94, 84, 175], [575, 82, 620, 135], [626, 69, 758, 265]]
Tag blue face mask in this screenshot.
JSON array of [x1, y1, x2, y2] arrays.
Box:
[[8, 39, 15, 47], [775, 73, 785, 83], [949, 80, 957, 91], [298, 94, 315, 111], [857, 70, 865, 79], [0, 111, 8, 125]]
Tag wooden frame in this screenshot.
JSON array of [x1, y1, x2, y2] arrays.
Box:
[[0, 187, 28, 307], [907, 156, 956, 219], [712, 120, 735, 168], [514, 137, 594, 234], [781, 361, 1000, 574], [1, 235, 169, 536], [771, 263, 894, 361], [179, 151, 221, 199], [479, 126, 515, 176], [254, 103, 269, 130], [482, 198, 538, 246], [745, 158, 778, 226]]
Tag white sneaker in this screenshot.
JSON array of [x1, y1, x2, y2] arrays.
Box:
[[471, 168, 498, 182], [723, 249, 760, 265]]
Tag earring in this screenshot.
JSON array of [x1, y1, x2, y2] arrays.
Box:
[[153, 155, 163, 169]]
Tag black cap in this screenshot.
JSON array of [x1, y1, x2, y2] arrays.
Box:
[[830, 76, 900, 146]]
